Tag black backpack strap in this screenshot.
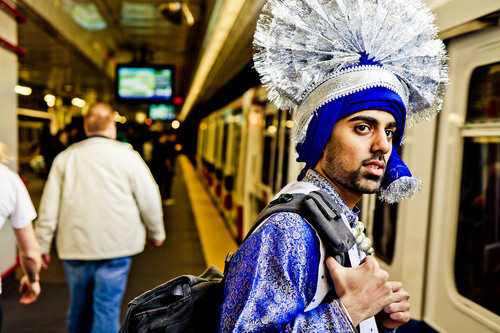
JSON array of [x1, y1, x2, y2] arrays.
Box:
[[224, 189, 357, 275], [243, 190, 356, 262], [301, 190, 356, 266]]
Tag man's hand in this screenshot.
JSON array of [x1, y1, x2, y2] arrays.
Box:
[[19, 275, 41, 304], [41, 253, 51, 269], [147, 239, 164, 248], [326, 255, 395, 327], [379, 281, 410, 329]]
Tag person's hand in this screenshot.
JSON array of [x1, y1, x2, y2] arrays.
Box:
[[19, 275, 41, 304], [379, 281, 410, 330], [147, 239, 164, 248], [41, 253, 51, 269], [326, 255, 394, 326]]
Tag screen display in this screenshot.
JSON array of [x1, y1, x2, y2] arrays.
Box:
[[116, 65, 174, 102], [149, 104, 175, 120]]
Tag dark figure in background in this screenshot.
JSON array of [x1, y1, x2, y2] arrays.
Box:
[[151, 131, 178, 206], [163, 132, 178, 206], [44, 129, 69, 176], [65, 117, 87, 146]]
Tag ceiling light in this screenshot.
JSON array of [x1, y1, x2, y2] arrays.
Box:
[[71, 3, 107, 30], [171, 120, 180, 129], [135, 112, 147, 124], [71, 97, 86, 108], [167, 2, 182, 12], [15, 85, 32, 96], [159, 2, 194, 26], [179, 0, 246, 121], [44, 94, 56, 107], [182, 3, 194, 26]]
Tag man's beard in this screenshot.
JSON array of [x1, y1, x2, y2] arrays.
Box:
[[346, 167, 385, 194], [342, 154, 387, 194]]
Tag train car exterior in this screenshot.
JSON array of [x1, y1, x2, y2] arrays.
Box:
[[197, 1, 500, 331], [197, 87, 300, 241]]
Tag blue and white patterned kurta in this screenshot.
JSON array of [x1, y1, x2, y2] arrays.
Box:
[[219, 169, 360, 332]]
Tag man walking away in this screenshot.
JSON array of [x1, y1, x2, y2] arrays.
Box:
[[35, 102, 166, 333]]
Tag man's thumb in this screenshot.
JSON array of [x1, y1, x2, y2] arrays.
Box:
[[325, 256, 342, 275]]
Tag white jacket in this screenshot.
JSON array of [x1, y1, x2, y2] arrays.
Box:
[[36, 137, 166, 260]]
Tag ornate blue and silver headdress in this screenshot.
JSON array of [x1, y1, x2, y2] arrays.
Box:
[[253, 0, 448, 203]]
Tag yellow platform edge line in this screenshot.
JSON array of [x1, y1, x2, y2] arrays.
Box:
[[179, 155, 238, 269]]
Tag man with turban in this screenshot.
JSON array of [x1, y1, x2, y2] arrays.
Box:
[[219, 0, 448, 331]]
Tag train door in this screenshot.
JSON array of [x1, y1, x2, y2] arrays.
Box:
[[424, 28, 500, 332], [200, 113, 218, 195], [239, 88, 266, 238], [220, 106, 243, 236], [272, 107, 294, 193], [257, 103, 279, 207]]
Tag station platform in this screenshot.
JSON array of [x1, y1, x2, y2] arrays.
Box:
[[1, 155, 238, 332]]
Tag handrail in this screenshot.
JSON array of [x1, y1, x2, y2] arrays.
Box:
[[0, 36, 27, 57], [0, 0, 27, 23]]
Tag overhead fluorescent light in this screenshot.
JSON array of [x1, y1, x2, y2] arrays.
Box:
[[15, 85, 32, 96], [71, 3, 107, 30], [179, 0, 246, 121], [71, 97, 86, 108], [44, 94, 56, 107]]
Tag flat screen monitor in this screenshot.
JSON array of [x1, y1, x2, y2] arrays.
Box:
[[116, 64, 174, 102], [149, 104, 175, 121]]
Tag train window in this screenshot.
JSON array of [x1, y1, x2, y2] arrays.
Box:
[[372, 200, 398, 264], [214, 122, 221, 165], [261, 137, 273, 186], [456, 137, 500, 315], [466, 62, 500, 123], [261, 114, 276, 186], [222, 121, 229, 166], [280, 111, 292, 188], [232, 109, 242, 172], [455, 62, 500, 315], [272, 110, 283, 192], [372, 147, 402, 264]]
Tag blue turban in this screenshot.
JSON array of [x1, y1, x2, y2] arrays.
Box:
[[296, 86, 413, 193]]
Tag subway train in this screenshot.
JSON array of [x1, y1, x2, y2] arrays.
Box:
[[195, 5, 500, 333]]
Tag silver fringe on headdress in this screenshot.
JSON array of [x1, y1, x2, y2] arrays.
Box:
[[253, 0, 448, 203], [253, 0, 448, 144]]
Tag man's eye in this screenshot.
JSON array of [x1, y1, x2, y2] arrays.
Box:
[[386, 130, 395, 138], [356, 125, 369, 132]]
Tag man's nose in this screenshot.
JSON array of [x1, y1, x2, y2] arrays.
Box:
[[371, 130, 391, 154]]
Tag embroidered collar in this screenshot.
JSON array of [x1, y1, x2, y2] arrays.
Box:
[[302, 169, 360, 226]]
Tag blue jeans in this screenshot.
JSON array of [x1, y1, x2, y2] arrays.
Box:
[[63, 257, 132, 333]]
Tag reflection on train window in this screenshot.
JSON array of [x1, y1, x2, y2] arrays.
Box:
[[372, 146, 402, 264], [261, 114, 275, 186], [466, 62, 500, 122], [222, 121, 229, 166], [232, 109, 242, 173], [456, 137, 500, 315], [280, 110, 292, 189], [272, 110, 283, 192], [373, 200, 398, 264]]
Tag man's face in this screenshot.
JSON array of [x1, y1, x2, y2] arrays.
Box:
[[315, 109, 397, 199]]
